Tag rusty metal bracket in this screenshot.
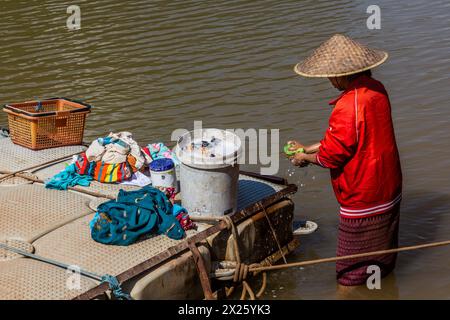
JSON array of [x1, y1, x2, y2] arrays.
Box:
[[187, 241, 215, 300]]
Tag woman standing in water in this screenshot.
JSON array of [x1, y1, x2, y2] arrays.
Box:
[[289, 34, 402, 292]]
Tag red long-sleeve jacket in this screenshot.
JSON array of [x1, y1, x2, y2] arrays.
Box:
[[316, 75, 402, 218]]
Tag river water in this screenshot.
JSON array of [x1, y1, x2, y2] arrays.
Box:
[[0, 0, 449, 299]]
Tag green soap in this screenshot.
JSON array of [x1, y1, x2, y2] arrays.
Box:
[[284, 144, 305, 156]]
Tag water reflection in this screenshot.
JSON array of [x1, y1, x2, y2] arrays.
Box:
[[0, 0, 449, 299]]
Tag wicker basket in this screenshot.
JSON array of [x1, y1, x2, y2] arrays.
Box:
[[3, 98, 91, 150]]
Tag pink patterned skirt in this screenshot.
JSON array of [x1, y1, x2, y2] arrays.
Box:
[[336, 203, 400, 286]]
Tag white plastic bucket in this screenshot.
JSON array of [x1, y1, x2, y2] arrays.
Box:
[[149, 158, 178, 191], [175, 129, 242, 217]]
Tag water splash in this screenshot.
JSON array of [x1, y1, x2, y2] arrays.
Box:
[[284, 166, 310, 188]]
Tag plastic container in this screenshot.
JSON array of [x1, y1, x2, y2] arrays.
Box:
[[149, 158, 177, 191], [175, 129, 242, 217], [3, 97, 91, 150]]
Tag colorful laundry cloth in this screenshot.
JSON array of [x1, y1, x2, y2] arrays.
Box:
[[90, 186, 185, 246], [156, 186, 177, 201], [144, 142, 180, 165], [93, 161, 133, 183], [75, 153, 133, 183], [45, 163, 93, 190], [75, 132, 152, 184], [172, 203, 196, 231]]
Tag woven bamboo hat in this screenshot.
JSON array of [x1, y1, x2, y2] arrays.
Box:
[[294, 34, 388, 77]]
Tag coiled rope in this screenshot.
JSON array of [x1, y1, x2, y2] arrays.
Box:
[[213, 215, 270, 300]]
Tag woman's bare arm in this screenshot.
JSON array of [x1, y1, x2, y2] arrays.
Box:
[[304, 142, 321, 154]]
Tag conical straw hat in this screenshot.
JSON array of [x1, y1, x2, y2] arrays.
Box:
[[294, 34, 388, 77]]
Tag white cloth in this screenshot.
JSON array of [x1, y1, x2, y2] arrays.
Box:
[[119, 171, 152, 187], [106, 132, 150, 169], [85, 131, 152, 170], [85, 139, 105, 162], [102, 143, 129, 164]]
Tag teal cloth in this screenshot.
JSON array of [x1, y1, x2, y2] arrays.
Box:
[[101, 275, 132, 300], [90, 186, 185, 246], [45, 163, 93, 190], [172, 203, 187, 216]]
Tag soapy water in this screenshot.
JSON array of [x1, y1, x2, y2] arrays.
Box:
[[180, 133, 239, 164], [184, 136, 230, 158]]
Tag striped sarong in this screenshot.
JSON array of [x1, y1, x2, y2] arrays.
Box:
[[336, 203, 400, 286]]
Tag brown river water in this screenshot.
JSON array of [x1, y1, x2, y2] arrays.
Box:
[[0, 0, 449, 299]]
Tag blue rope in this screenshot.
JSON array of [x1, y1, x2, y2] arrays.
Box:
[[101, 275, 133, 300]]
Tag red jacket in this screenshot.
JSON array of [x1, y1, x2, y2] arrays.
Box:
[[316, 75, 402, 218]]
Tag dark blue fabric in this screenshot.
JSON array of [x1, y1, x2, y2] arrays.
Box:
[[90, 186, 185, 246]]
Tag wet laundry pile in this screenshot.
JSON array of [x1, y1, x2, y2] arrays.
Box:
[[77, 131, 152, 183], [44, 131, 148, 188], [46, 133, 179, 188], [90, 186, 186, 245], [44, 132, 196, 237]]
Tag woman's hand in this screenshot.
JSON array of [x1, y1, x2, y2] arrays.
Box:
[[290, 152, 319, 167], [287, 140, 305, 151], [290, 152, 310, 167]]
